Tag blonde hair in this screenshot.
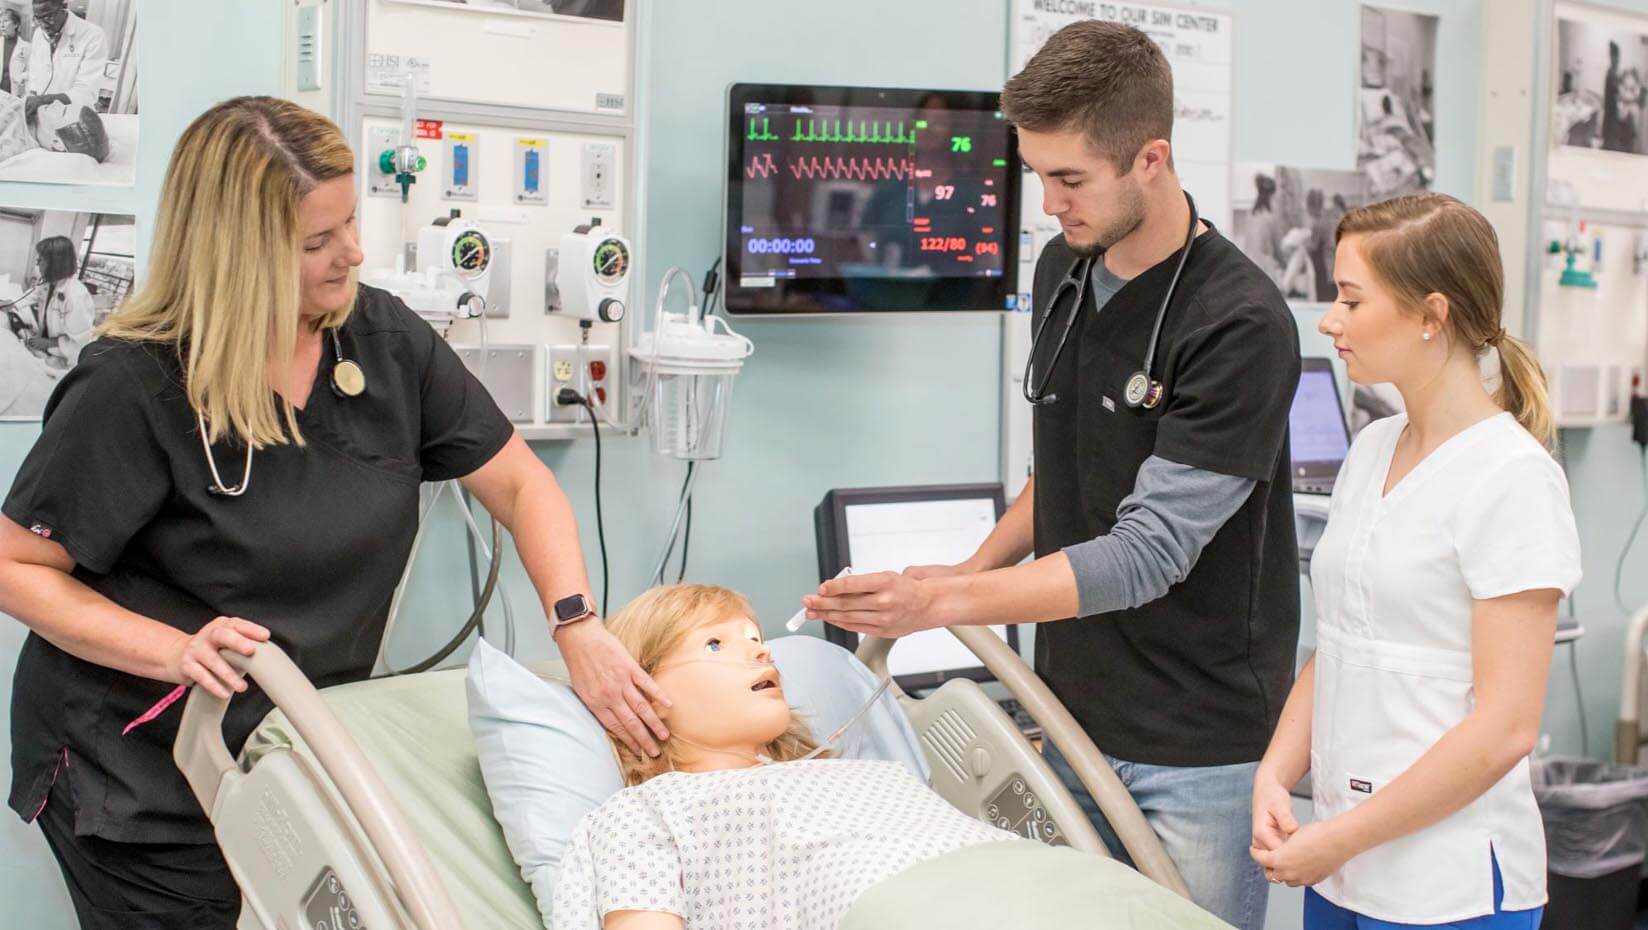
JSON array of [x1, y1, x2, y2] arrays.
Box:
[[1336, 193, 1555, 448], [102, 96, 356, 449], [605, 584, 821, 786]]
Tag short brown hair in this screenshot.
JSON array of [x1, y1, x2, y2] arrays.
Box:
[[1002, 21, 1174, 170]]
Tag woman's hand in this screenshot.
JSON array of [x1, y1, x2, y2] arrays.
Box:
[[1251, 820, 1356, 888], [557, 621, 672, 757], [1251, 770, 1300, 854], [165, 616, 271, 699]]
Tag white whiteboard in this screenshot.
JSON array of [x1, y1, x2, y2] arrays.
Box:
[[364, 0, 632, 115], [1002, 2, 1234, 498]]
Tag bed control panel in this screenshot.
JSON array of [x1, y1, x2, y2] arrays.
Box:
[[304, 866, 366, 929], [904, 676, 1107, 855], [985, 775, 1067, 846]]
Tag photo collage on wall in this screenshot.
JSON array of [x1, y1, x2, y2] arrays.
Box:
[[0, 0, 141, 420], [1233, 5, 1437, 306], [1553, 12, 1648, 156]]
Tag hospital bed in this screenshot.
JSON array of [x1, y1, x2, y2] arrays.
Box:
[[174, 625, 1215, 930]]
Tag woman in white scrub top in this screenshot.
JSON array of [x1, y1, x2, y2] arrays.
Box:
[[1249, 193, 1581, 930]]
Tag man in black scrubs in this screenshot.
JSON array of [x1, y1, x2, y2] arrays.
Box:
[[804, 22, 1300, 930]]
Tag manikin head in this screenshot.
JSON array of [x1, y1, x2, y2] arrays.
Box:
[[1001, 20, 1177, 258], [605, 584, 821, 785]]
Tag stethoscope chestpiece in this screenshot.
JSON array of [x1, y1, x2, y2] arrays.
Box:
[[1124, 371, 1165, 410], [328, 328, 366, 398]]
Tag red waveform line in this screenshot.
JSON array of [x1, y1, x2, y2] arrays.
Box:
[[745, 153, 779, 178], [786, 155, 916, 181]]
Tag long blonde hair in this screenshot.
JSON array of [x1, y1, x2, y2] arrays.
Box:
[[102, 96, 356, 448], [605, 584, 821, 786], [1336, 193, 1555, 448]]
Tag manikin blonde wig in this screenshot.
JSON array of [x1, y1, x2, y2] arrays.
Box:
[[102, 96, 356, 448], [605, 584, 822, 786]]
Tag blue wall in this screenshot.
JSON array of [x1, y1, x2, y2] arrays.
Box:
[[5, 2, 1648, 928]]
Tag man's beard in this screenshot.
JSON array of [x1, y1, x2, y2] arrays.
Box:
[[1065, 178, 1146, 259]]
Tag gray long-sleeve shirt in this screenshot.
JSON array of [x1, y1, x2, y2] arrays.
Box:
[[1060, 260, 1256, 617]]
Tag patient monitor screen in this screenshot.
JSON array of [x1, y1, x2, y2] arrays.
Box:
[[724, 83, 1019, 314], [842, 498, 1014, 679]]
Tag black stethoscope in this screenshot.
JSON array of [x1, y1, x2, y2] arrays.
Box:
[[199, 328, 366, 497], [1023, 192, 1200, 410]]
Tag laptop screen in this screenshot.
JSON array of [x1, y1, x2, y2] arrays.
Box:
[[1290, 359, 1352, 490]]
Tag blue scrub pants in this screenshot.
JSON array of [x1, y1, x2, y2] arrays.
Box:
[[1304, 855, 1543, 930]]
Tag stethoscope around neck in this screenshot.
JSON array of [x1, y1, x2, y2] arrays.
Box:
[[1023, 192, 1200, 410], [197, 328, 366, 497]]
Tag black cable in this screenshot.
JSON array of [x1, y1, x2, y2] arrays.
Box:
[[676, 496, 693, 583], [458, 485, 486, 639], [580, 394, 609, 616], [700, 257, 722, 318], [1569, 639, 1589, 757], [390, 516, 502, 676], [656, 462, 694, 584], [1617, 447, 1648, 615]]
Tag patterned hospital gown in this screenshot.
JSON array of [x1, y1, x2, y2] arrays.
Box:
[[552, 758, 1021, 929]]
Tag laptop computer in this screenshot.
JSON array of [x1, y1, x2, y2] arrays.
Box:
[[1289, 357, 1352, 496]]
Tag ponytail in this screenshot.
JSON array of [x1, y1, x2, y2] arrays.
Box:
[[1496, 334, 1555, 450]]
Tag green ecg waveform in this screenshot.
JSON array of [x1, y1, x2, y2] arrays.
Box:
[[788, 118, 918, 146], [747, 117, 781, 142]]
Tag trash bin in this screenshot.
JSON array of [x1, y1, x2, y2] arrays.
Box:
[[1532, 756, 1648, 930]]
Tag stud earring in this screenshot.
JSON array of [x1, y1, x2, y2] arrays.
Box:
[[1422, 332, 1432, 341]]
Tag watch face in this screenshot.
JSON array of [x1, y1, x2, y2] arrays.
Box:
[[556, 594, 591, 623]]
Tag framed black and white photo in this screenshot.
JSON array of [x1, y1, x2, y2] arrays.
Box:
[[0, 207, 134, 420], [1232, 163, 1371, 305], [0, 0, 139, 187], [385, 0, 624, 24], [1358, 5, 1438, 197], [1553, 11, 1648, 156]]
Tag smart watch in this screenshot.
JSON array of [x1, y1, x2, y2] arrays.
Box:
[[552, 593, 597, 630]]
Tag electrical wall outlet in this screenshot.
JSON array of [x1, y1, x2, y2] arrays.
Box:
[[548, 343, 614, 424], [581, 142, 616, 210]]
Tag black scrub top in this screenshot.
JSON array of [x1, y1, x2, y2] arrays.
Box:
[[5, 284, 513, 843], [1030, 226, 1302, 768]]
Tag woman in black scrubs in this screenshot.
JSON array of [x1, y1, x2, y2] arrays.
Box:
[[0, 97, 670, 928]]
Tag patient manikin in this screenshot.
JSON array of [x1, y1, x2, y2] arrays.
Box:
[[551, 584, 1022, 930], [0, 91, 109, 164]]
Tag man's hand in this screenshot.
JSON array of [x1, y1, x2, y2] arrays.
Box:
[[556, 621, 671, 757], [903, 558, 983, 581], [801, 571, 941, 639]]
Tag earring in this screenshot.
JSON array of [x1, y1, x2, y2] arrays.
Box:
[[1422, 332, 1432, 341]]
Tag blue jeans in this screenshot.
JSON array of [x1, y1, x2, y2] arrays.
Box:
[[1042, 740, 1268, 930], [1303, 854, 1543, 930]]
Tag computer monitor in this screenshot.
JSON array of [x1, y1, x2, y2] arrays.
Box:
[[814, 484, 1019, 691], [1290, 357, 1352, 495], [724, 83, 1021, 315]]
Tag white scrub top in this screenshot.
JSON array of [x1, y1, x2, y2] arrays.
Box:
[[1308, 411, 1581, 924], [17, 13, 107, 110], [33, 276, 95, 365]]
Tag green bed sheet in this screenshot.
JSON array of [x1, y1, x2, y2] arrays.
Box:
[[841, 841, 1236, 930]]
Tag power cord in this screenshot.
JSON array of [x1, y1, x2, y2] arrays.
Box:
[[557, 386, 609, 616], [1619, 445, 1648, 616], [700, 257, 722, 318]]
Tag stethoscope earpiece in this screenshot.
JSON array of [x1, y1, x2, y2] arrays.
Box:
[[200, 327, 366, 497]]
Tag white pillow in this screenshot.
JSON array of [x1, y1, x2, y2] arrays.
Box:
[[465, 639, 623, 927]]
